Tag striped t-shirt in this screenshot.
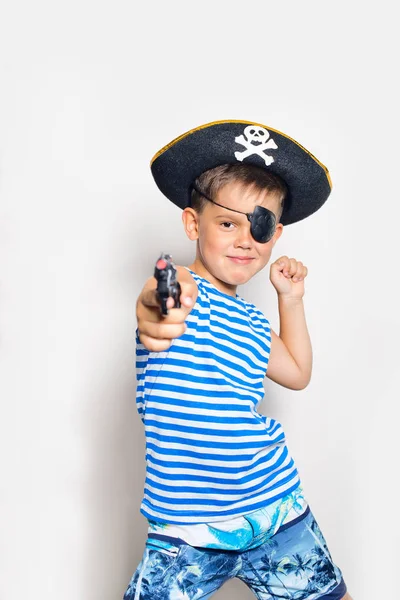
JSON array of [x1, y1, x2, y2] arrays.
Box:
[[135, 268, 301, 524]]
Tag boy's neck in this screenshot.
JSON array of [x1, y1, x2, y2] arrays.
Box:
[[187, 259, 238, 297]]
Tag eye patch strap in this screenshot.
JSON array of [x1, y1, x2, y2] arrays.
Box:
[[191, 184, 276, 243]]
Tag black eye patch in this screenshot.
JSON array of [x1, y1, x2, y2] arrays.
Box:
[[247, 205, 276, 243]]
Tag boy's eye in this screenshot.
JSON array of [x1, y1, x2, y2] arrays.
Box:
[[221, 222, 234, 229]]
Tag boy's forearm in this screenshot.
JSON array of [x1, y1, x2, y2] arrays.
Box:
[[278, 295, 313, 386]]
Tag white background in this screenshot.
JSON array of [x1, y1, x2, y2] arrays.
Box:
[[1, 1, 399, 598]]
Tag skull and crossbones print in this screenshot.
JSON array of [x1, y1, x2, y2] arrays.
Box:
[[234, 125, 278, 165]]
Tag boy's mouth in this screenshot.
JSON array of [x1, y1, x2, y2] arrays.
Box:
[[227, 256, 255, 264]]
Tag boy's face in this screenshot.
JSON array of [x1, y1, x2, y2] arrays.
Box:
[[183, 181, 284, 296]]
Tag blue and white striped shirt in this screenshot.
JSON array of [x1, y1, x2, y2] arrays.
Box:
[[135, 268, 301, 524]]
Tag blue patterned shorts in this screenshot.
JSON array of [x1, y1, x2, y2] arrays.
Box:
[[123, 506, 347, 600]]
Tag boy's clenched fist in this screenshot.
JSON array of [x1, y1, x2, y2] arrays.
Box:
[[270, 256, 308, 298]]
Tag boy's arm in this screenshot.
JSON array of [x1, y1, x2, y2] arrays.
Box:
[[265, 257, 312, 391]]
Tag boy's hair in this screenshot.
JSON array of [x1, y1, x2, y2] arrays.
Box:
[[190, 164, 288, 222]]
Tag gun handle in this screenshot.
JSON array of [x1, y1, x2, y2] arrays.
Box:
[[172, 282, 182, 309]]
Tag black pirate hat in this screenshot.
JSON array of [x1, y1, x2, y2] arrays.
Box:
[[150, 120, 332, 226]]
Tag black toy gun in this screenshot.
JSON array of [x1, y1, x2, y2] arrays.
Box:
[[154, 253, 182, 315]]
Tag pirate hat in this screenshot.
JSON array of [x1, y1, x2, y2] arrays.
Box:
[[150, 120, 332, 226]]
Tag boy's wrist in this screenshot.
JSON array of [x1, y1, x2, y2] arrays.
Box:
[[277, 293, 304, 307]]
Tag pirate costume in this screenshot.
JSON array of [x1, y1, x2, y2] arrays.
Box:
[[124, 121, 348, 600]]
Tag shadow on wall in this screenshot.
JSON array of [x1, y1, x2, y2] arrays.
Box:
[[80, 346, 148, 600]]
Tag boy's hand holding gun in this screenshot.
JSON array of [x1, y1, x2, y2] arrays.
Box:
[[136, 253, 197, 352]]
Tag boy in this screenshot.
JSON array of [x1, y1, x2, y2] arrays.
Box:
[[124, 121, 352, 599]]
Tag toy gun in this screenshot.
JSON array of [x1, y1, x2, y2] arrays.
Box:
[[154, 253, 181, 315]]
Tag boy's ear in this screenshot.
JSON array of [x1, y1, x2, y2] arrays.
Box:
[[182, 208, 200, 241], [272, 223, 283, 246]]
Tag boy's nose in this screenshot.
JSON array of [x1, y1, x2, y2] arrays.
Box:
[[234, 228, 253, 248]]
